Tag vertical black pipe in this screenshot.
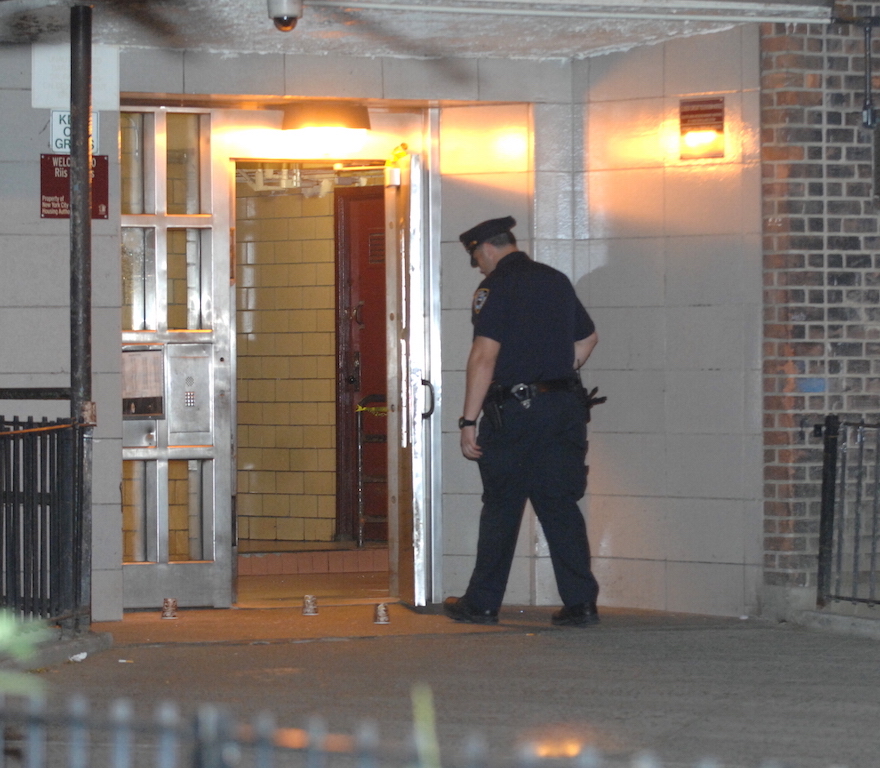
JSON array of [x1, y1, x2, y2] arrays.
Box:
[[864, 24, 876, 127], [70, 4, 93, 632], [70, 5, 92, 413], [817, 414, 840, 607], [870, 427, 880, 602]]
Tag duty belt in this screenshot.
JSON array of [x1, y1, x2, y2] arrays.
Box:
[[503, 378, 578, 403]]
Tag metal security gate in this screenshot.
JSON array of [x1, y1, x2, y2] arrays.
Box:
[[0, 416, 80, 622], [817, 414, 880, 606]]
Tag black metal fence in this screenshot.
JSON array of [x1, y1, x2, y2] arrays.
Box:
[[817, 414, 880, 607], [0, 694, 793, 768], [0, 417, 80, 623]]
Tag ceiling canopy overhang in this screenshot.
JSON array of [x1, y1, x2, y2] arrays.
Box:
[[0, 0, 834, 59]]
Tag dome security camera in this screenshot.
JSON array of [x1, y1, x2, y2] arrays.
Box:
[[267, 0, 303, 31]]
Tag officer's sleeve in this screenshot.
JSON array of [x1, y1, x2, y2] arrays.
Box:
[[574, 299, 596, 340], [472, 282, 504, 342]]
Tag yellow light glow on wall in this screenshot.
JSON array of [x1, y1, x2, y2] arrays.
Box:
[[494, 131, 529, 162], [680, 97, 725, 160], [218, 127, 382, 161], [440, 105, 530, 175], [287, 126, 369, 156]]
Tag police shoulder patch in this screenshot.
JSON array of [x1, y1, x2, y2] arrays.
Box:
[[473, 288, 490, 314]]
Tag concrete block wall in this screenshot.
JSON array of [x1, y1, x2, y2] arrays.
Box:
[[0, 45, 72, 402], [580, 26, 765, 616], [437, 28, 765, 616], [0, 44, 123, 620], [760, 7, 880, 615]]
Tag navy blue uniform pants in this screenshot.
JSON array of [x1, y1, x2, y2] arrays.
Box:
[[464, 391, 600, 612]]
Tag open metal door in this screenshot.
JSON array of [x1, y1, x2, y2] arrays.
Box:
[[119, 109, 234, 609], [385, 150, 433, 606]]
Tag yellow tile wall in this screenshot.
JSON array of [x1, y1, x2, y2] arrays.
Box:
[[236, 183, 337, 543]]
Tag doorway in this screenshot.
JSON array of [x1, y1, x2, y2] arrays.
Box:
[[116, 106, 437, 612], [233, 161, 390, 605], [335, 186, 388, 545]]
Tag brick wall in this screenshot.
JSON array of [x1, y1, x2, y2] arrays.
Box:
[[762, 5, 880, 596]]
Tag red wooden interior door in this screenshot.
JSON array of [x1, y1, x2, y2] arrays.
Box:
[[335, 187, 387, 542]]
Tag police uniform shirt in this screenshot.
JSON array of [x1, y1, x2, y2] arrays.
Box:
[[471, 251, 595, 386]]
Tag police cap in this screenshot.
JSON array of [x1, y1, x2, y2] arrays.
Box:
[[459, 216, 516, 258]]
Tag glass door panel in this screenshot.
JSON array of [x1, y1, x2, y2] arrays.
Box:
[[166, 113, 207, 215], [167, 228, 209, 331], [121, 112, 154, 216], [122, 227, 156, 331], [168, 459, 209, 561], [122, 458, 213, 565], [122, 460, 149, 563]]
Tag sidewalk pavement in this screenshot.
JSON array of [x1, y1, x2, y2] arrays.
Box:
[[30, 604, 880, 768]]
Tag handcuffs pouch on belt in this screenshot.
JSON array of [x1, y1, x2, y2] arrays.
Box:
[[483, 378, 606, 429]]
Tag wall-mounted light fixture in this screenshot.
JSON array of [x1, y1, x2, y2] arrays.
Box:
[[279, 102, 372, 156], [281, 102, 371, 131], [680, 97, 725, 160]]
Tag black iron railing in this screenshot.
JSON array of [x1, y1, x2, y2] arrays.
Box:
[[0, 417, 80, 622], [817, 414, 880, 607], [0, 694, 845, 768]]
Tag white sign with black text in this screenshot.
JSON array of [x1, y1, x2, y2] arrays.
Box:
[[50, 110, 99, 154]]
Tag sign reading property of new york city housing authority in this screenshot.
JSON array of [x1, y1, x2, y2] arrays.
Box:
[[50, 110, 99, 154], [40, 154, 109, 219]]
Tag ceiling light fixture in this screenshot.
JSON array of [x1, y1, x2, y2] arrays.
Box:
[[278, 103, 372, 157], [281, 103, 371, 131]]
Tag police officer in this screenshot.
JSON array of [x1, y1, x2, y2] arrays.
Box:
[[443, 216, 601, 627]]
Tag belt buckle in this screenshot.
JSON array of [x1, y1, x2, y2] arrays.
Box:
[[511, 383, 532, 408]]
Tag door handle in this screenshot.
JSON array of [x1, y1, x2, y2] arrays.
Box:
[[351, 301, 364, 327], [421, 379, 435, 419]]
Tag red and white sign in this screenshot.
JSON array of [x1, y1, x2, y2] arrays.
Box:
[[40, 154, 109, 219]]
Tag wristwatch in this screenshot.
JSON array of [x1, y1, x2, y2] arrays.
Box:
[[458, 417, 477, 429]]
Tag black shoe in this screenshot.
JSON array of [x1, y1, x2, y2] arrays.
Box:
[[551, 602, 599, 627], [443, 596, 499, 625]]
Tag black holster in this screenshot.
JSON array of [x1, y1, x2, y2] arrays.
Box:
[[578, 385, 607, 424], [483, 384, 504, 430]]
